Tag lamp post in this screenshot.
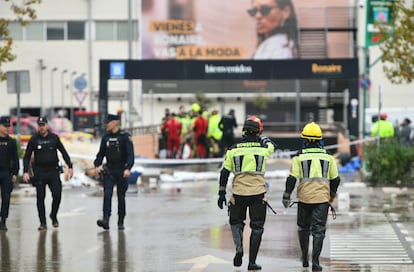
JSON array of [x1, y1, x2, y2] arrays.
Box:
[[50, 67, 58, 119], [70, 71, 77, 127], [61, 69, 68, 117], [38, 59, 47, 116]]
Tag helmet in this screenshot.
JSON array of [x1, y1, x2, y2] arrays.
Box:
[[380, 113, 388, 120], [301, 122, 323, 141], [243, 116, 263, 134], [191, 103, 201, 113]]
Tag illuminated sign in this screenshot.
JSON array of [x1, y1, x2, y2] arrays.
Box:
[[312, 64, 342, 74], [204, 64, 252, 74], [110, 62, 125, 79]]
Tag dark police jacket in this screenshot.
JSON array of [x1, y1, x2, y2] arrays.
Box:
[[0, 135, 19, 175], [94, 129, 134, 170], [23, 131, 72, 172]]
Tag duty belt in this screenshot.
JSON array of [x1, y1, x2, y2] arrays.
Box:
[[289, 201, 337, 220]]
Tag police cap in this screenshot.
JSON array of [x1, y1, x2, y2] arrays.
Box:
[[37, 116, 48, 125], [0, 116, 10, 127], [106, 114, 120, 123]]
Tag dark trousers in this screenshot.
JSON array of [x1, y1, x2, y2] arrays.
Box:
[[297, 201, 329, 267], [35, 170, 62, 225], [102, 169, 128, 218], [297, 202, 329, 239], [0, 171, 13, 220], [229, 193, 266, 262]]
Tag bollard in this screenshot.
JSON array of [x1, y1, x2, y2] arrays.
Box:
[[337, 192, 350, 212]]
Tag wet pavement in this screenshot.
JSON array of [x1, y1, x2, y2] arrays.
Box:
[[2, 169, 414, 272]]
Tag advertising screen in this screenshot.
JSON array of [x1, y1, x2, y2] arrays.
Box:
[[141, 0, 355, 60]]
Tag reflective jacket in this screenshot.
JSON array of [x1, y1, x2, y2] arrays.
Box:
[[290, 148, 339, 204], [222, 136, 275, 196], [371, 120, 395, 138]]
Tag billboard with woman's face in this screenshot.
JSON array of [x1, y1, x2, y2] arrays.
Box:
[[141, 0, 355, 60]]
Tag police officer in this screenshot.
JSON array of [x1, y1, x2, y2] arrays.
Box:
[[0, 116, 19, 231], [217, 116, 276, 271], [219, 109, 238, 152], [282, 122, 340, 271], [94, 114, 134, 230], [23, 117, 73, 231]]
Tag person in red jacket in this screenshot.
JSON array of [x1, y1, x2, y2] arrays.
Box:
[[161, 113, 182, 158], [192, 109, 208, 158]]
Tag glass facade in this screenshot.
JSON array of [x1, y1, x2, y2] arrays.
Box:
[[7, 20, 137, 41]]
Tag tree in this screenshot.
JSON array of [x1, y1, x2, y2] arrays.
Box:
[[0, 0, 41, 81], [253, 93, 270, 115], [194, 91, 212, 111], [378, 1, 414, 84]]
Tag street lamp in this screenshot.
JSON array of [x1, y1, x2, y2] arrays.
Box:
[[61, 69, 68, 118], [38, 59, 47, 116], [70, 71, 77, 127], [50, 67, 58, 119]]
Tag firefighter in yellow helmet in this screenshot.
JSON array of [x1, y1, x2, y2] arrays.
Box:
[[282, 122, 340, 271], [218, 116, 276, 270]]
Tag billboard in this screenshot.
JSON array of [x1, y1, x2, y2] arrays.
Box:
[[365, 0, 394, 47], [141, 0, 355, 60]]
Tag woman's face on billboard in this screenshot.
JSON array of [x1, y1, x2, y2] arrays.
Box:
[[249, 0, 291, 37]]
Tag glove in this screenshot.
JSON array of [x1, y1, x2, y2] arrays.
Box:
[[260, 136, 276, 148], [329, 192, 336, 203], [282, 192, 291, 208], [217, 191, 226, 209], [260, 136, 271, 144]]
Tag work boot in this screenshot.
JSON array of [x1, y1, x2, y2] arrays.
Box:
[[312, 236, 324, 271], [233, 252, 243, 267], [50, 214, 59, 228], [97, 215, 110, 230], [298, 230, 310, 267], [248, 229, 263, 271], [38, 224, 47, 231], [0, 219, 7, 231], [231, 224, 244, 267], [247, 263, 262, 271], [118, 216, 125, 230]]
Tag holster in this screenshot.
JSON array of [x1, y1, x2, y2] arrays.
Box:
[[29, 175, 40, 187], [99, 164, 110, 182]]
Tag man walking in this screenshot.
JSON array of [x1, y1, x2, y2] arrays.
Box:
[[282, 122, 340, 271], [217, 116, 276, 270], [219, 109, 238, 153], [94, 114, 134, 230], [23, 117, 73, 230], [0, 116, 19, 231]]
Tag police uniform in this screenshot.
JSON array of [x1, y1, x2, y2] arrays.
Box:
[[219, 109, 238, 151], [94, 114, 134, 230], [0, 116, 19, 231], [282, 122, 340, 271], [23, 117, 73, 230], [218, 116, 276, 270]]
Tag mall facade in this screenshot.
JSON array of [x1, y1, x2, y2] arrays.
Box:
[[0, 0, 412, 139]]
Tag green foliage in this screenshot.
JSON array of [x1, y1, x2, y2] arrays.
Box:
[[362, 140, 414, 185], [253, 94, 269, 112], [16, 139, 24, 158], [0, 0, 41, 81], [377, 1, 414, 84], [194, 91, 212, 110]]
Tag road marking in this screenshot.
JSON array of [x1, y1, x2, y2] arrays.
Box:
[[329, 213, 411, 265], [179, 254, 229, 272], [59, 207, 87, 217]]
